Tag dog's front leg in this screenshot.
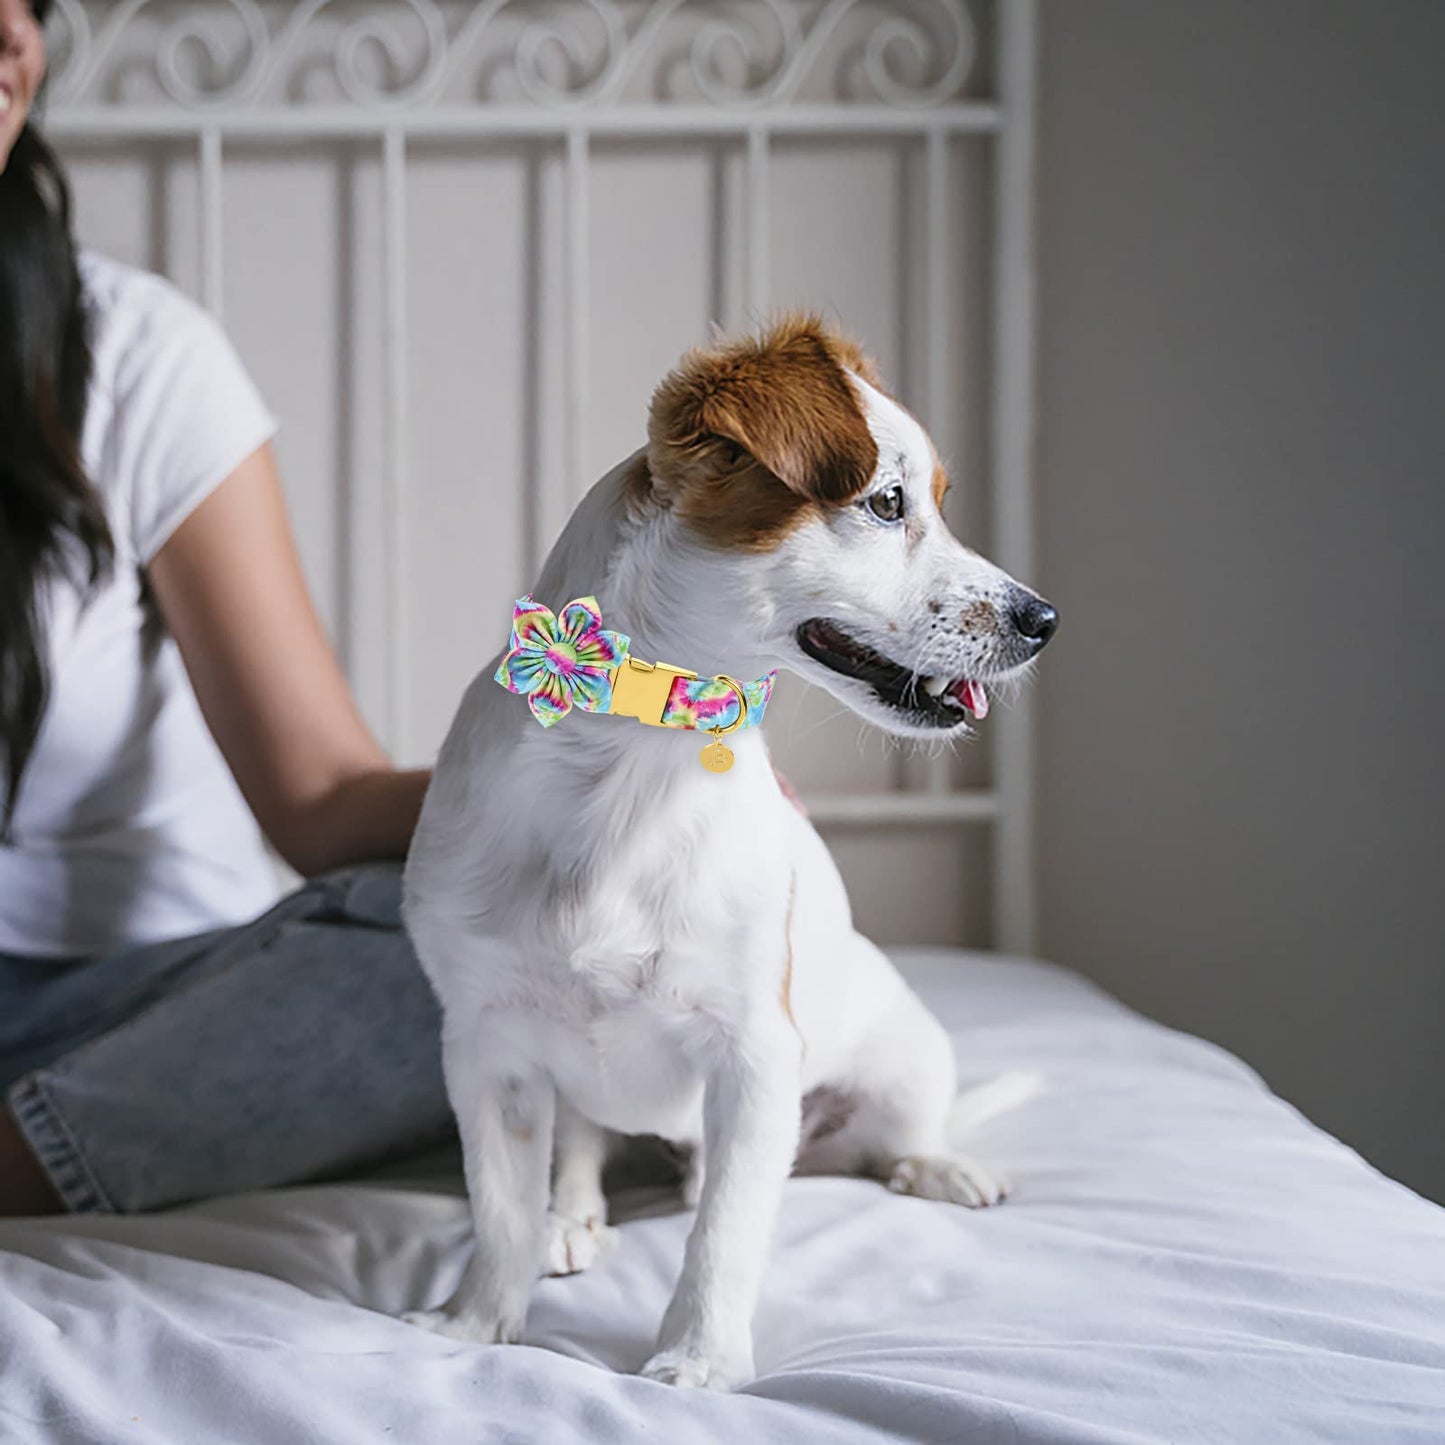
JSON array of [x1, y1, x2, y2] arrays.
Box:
[[641, 1015, 801, 1390], [406, 1024, 554, 1343]]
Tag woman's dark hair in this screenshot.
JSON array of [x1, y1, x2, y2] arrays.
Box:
[[0, 91, 113, 834]]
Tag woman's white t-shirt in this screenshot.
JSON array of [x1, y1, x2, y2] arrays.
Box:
[[0, 252, 286, 958]]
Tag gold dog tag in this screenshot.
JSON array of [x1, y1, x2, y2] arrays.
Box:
[[699, 680, 748, 774], [701, 731, 734, 773]]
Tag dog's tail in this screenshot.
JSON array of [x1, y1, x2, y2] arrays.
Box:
[[949, 1069, 1044, 1135]]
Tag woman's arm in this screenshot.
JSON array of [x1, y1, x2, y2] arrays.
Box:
[[147, 442, 428, 877]]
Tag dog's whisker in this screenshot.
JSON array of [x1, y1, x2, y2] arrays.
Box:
[[786, 696, 860, 748]]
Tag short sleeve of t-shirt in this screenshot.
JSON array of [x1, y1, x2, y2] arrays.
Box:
[[83, 254, 279, 564]]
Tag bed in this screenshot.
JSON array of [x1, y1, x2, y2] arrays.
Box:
[[5, 947, 1443, 1444]]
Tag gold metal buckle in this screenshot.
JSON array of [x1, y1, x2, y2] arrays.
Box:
[[608, 655, 698, 727]]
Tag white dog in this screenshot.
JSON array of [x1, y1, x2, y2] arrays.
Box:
[[402, 315, 1057, 1390]]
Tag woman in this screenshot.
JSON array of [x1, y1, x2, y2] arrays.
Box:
[[0, 0, 451, 1214]]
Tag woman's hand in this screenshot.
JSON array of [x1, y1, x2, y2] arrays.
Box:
[[147, 443, 428, 876]]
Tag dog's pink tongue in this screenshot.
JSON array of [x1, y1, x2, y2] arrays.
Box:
[[952, 679, 989, 719]]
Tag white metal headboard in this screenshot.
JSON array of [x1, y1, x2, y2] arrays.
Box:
[[45, 0, 1039, 953]]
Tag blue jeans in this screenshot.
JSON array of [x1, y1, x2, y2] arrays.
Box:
[[0, 863, 452, 1213]]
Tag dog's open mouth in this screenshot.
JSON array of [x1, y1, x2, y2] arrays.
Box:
[[795, 618, 989, 727]]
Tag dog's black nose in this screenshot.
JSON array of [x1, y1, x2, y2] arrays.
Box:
[[1008, 591, 1058, 648]]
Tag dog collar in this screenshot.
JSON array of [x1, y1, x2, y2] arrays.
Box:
[[493, 594, 776, 773]]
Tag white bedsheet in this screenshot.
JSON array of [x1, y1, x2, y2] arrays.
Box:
[[3, 950, 1443, 1444]]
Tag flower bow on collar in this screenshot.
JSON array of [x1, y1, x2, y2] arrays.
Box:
[[493, 594, 630, 727]]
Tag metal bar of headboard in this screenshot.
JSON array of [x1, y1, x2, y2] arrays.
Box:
[[992, 0, 1039, 954], [923, 121, 952, 798], [48, 105, 1003, 140], [745, 126, 770, 320], [565, 128, 591, 521], [382, 126, 410, 762], [198, 125, 225, 320]]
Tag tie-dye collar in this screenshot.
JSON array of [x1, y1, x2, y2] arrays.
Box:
[[494, 593, 777, 734]]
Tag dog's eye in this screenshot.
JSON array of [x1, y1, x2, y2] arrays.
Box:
[[864, 485, 905, 524]]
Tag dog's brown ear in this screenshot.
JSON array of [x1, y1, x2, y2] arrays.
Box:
[[648, 313, 881, 504]]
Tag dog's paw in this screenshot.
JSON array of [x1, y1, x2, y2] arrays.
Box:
[[543, 1211, 618, 1277], [888, 1153, 1009, 1207], [640, 1346, 753, 1391], [401, 1307, 521, 1344]]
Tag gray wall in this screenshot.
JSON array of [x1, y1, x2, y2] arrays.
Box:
[[1035, 0, 1445, 1202]]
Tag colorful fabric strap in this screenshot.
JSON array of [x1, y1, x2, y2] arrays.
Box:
[[661, 671, 775, 732], [494, 593, 776, 732]]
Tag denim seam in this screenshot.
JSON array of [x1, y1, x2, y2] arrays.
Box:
[[7, 1077, 112, 1214]]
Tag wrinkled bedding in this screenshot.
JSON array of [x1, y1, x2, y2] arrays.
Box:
[[3, 949, 1443, 1444]]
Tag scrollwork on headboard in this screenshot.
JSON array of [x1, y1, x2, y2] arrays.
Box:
[[45, 0, 980, 114]]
